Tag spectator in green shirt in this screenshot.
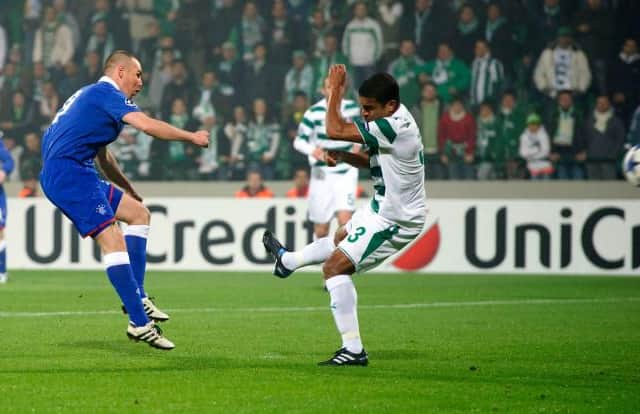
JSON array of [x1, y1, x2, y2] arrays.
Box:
[[417, 42, 470, 104]]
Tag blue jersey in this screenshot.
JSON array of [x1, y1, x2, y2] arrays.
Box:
[[41, 77, 140, 167], [39, 77, 136, 238]]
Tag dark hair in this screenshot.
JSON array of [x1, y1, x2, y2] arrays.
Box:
[[476, 38, 489, 48], [450, 95, 465, 105], [358, 73, 399, 105], [293, 90, 308, 99], [501, 88, 517, 99], [478, 100, 495, 111]]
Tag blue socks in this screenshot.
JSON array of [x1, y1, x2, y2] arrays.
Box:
[[124, 225, 149, 299], [0, 240, 6, 275], [104, 252, 148, 327]]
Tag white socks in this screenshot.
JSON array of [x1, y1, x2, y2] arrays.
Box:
[[325, 275, 363, 354], [281, 237, 335, 271]]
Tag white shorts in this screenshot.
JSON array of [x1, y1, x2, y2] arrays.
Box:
[[308, 166, 358, 224], [337, 205, 424, 273]]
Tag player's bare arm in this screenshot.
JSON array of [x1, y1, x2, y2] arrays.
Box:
[[95, 147, 142, 201], [325, 150, 369, 169], [122, 111, 210, 147], [325, 65, 362, 143]]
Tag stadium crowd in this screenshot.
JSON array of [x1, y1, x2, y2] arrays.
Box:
[[1, 0, 640, 193]]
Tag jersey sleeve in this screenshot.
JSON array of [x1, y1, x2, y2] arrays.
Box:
[[102, 89, 140, 122], [354, 116, 399, 151]]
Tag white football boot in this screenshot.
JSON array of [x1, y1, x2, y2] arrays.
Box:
[[0, 273, 7, 284], [126, 321, 175, 350], [122, 297, 170, 322], [142, 297, 170, 322]]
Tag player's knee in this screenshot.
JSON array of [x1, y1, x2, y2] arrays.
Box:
[[140, 205, 151, 224], [132, 204, 150, 225], [322, 261, 338, 279]]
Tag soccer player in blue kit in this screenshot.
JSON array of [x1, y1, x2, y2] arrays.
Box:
[[40, 50, 209, 350], [0, 131, 15, 284]]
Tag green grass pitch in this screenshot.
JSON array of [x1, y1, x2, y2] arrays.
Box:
[[0, 271, 639, 413]]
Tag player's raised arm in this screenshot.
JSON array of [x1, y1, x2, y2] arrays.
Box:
[[325, 65, 363, 143], [122, 111, 209, 147]]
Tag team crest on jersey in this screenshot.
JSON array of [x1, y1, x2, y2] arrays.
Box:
[[96, 204, 107, 215], [124, 98, 136, 107]]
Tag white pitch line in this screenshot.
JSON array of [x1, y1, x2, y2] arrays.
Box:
[[0, 297, 639, 318]]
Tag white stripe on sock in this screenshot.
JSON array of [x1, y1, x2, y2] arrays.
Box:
[[124, 225, 150, 239], [103, 251, 130, 267]]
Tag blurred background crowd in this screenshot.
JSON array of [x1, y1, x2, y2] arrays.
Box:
[[1, 0, 640, 197]]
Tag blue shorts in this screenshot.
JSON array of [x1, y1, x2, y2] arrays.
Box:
[[0, 187, 6, 229], [40, 158, 123, 238]]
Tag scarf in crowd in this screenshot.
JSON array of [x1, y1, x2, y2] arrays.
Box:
[[432, 59, 451, 85], [199, 125, 219, 173], [485, 16, 506, 42], [544, 5, 560, 16], [414, 7, 431, 46], [241, 16, 264, 51], [553, 48, 572, 90], [477, 114, 496, 158], [594, 109, 612, 133], [457, 18, 478, 35], [619, 51, 640, 64], [554, 107, 575, 146], [42, 22, 58, 67]]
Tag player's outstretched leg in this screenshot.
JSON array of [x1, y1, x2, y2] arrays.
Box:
[[262, 230, 336, 278], [117, 194, 169, 322], [318, 251, 368, 366]]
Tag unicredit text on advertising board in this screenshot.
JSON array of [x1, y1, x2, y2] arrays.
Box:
[[8, 198, 639, 275]]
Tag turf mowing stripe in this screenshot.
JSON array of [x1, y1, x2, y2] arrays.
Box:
[[0, 297, 639, 318]]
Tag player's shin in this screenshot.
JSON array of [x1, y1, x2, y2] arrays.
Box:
[[124, 225, 149, 298], [282, 237, 335, 270], [104, 252, 149, 327], [325, 275, 363, 354]]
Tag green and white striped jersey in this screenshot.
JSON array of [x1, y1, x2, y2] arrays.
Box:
[[354, 104, 426, 225], [296, 98, 361, 172]]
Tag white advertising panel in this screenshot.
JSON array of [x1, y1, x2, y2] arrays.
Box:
[[6, 198, 640, 274]]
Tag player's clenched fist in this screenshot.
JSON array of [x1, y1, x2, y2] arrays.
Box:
[[191, 130, 210, 147], [328, 64, 346, 89]]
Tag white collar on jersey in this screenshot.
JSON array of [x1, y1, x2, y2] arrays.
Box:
[[98, 75, 122, 92]]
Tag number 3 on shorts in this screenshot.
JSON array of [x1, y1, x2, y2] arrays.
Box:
[[347, 226, 366, 242]]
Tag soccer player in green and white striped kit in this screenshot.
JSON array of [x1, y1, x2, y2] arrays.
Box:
[[264, 65, 426, 366]]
